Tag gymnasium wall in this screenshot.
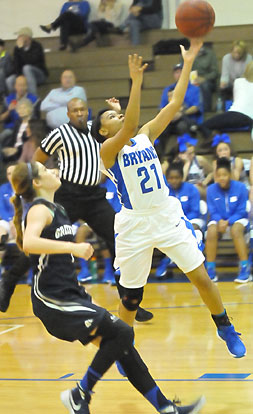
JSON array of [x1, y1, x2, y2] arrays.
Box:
[[0, 0, 253, 40]]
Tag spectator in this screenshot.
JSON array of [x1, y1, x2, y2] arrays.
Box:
[[0, 39, 14, 100], [211, 134, 248, 186], [190, 44, 219, 112], [156, 161, 205, 278], [120, 0, 162, 45], [219, 40, 252, 106], [6, 27, 48, 96], [205, 157, 251, 284], [70, 0, 124, 50], [157, 62, 203, 158], [197, 61, 253, 139], [1, 100, 44, 163], [175, 134, 213, 199], [0, 75, 38, 144], [40, 0, 90, 51], [41, 69, 87, 129]]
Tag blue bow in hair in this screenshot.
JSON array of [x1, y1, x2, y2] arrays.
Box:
[[177, 134, 198, 153], [211, 133, 231, 147]]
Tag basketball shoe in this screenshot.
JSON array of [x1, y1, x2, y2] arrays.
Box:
[[217, 324, 246, 358], [61, 384, 91, 414], [161, 395, 206, 414]]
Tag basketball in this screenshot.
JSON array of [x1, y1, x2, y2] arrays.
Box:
[[175, 0, 215, 38]]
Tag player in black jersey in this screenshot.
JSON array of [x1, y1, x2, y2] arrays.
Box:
[[10, 160, 205, 414]]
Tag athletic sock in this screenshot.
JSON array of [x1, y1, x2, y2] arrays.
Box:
[[144, 386, 173, 412], [212, 309, 231, 328], [80, 366, 101, 393]]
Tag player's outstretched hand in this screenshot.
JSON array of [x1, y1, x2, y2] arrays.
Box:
[[128, 54, 148, 84], [106, 97, 121, 113], [72, 242, 94, 260], [180, 38, 203, 64]]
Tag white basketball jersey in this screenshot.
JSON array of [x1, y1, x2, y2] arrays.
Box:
[[105, 134, 169, 210]]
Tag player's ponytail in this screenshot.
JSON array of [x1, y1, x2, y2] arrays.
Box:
[[10, 162, 39, 251], [11, 193, 24, 251]]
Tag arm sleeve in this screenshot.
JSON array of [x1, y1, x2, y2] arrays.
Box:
[[228, 185, 248, 225], [207, 187, 222, 222], [204, 50, 218, 82], [185, 85, 200, 109], [220, 54, 230, 84], [159, 87, 169, 109], [13, 47, 22, 75], [40, 128, 63, 156], [40, 91, 58, 112], [4, 54, 14, 77], [187, 185, 200, 220]]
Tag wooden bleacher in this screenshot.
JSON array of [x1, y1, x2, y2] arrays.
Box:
[[2, 25, 253, 275]]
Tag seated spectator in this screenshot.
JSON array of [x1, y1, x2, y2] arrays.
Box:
[[0, 163, 31, 312], [190, 43, 218, 112], [156, 161, 205, 278], [1, 99, 34, 162], [219, 40, 252, 107], [0, 39, 14, 100], [40, 0, 90, 51], [175, 134, 213, 199], [41, 69, 87, 129], [2, 118, 47, 164], [198, 62, 253, 139], [120, 0, 162, 45], [205, 157, 251, 284], [6, 27, 48, 96], [0, 75, 38, 144], [70, 0, 124, 50], [156, 63, 203, 158], [211, 134, 248, 186]]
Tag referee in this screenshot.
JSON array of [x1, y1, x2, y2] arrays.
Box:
[[33, 97, 153, 322]]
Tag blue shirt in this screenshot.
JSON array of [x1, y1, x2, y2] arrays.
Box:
[[207, 180, 248, 225], [0, 182, 14, 221], [165, 180, 201, 220], [4, 92, 38, 129], [160, 82, 203, 124]]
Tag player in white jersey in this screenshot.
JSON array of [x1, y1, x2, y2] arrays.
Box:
[[92, 45, 246, 359]]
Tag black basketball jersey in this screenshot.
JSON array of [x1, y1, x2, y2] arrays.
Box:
[[25, 198, 86, 304]]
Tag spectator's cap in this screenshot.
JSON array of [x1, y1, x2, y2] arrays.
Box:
[[0, 39, 5, 47], [173, 63, 183, 71], [15, 27, 33, 38]]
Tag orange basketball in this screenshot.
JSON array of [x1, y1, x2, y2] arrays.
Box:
[[175, 0, 215, 38]]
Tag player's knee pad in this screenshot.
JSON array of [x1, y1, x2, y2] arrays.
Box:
[[121, 287, 144, 311]]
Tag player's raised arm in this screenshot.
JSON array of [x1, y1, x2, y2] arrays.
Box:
[[98, 55, 148, 169], [139, 38, 203, 143]]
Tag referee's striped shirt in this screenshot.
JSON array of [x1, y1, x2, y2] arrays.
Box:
[[40, 121, 101, 186]]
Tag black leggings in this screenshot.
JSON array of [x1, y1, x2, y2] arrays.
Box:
[[93, 313, 156, 395], [52, 12, 87, 45], [200, 111, 253, 138]]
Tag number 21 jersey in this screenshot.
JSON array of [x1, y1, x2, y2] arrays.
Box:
[[105, 134, 169, 210]]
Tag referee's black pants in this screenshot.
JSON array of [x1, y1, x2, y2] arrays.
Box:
[[55, 180, 116, 262]]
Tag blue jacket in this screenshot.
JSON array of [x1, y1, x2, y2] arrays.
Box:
[[4, 92, 38, 129], [166, 180, 201, 220], [61, 1, 90, 29], [207, 180, 248, 225], [0, 182, 14, 221], [160, 82, 203, 124]]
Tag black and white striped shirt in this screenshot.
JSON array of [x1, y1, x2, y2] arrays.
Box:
[[40, 121, 101, 186]]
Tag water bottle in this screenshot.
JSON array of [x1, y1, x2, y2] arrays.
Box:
[[89, 256, 98, 282], [216, 96, 223, 113]]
